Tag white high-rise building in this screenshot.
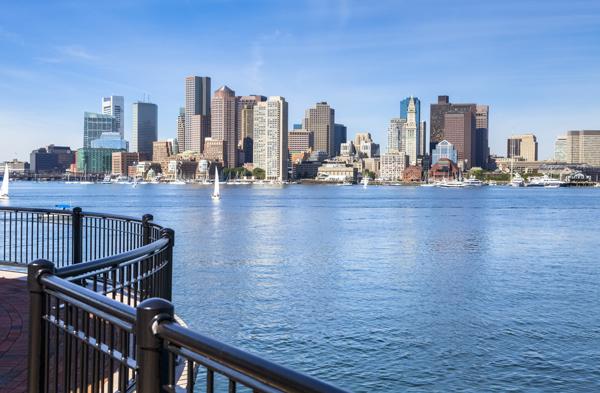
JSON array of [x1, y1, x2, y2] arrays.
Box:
[[253, 96, 288, 181], [554, 135, 567, 162], [102, 96, 124, 139], [387, 118, 406, 153], [404, 97, 419, 165]]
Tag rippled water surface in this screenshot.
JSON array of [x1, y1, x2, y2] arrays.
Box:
[[5, 182, 600, 392]]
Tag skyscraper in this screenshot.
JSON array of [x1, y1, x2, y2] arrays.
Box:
[[475, 105, 490, 168], [554, 135, 567, 162], [237, 95, 266, 164], [131, 102, 158, 159], [253, 96, 288, 181], [176, 107, 185, 151], [302, 102, 335, 157], [404, 97, 419, 164], [185, 76, 211, 153], [429, 96, 477, 168], [387, 118, 405, 153], [102, 96, 124, 139], [211, 86, 237, 167], [444, 112, 474, 168], [84, 112, 115, 148], [333, 124, 347, 157], [189, 115, 210, 154], [507, 134, 538, 161], [420, 121, 427, 156]]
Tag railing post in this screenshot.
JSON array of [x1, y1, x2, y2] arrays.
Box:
[[27, 259, 55, 393], [142, 214, 154, 245], [161, 228, 174, 301], [136, 298, 175, 393], [72, 207, 83, 263]]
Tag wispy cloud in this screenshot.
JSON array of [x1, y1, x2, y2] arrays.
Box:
[[36, 45, 98, 64], [58, 45, 97, 60]]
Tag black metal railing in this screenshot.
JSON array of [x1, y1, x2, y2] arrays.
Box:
[[0, 207, 347, 393], [0, 207, 163, 267]]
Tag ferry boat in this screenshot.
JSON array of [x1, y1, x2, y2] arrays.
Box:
[[439, 179, 465, 188], [527, 174, 564, 188], [463, 176, 484, 187]]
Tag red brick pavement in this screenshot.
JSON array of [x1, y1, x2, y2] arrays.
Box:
[[0, 276, 28, 393]]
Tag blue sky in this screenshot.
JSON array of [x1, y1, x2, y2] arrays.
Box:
[[1, 0, 600, 161]]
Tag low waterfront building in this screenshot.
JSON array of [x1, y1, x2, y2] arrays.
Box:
[[30, 145, 75, 174], [380, 152, 408, 181], [2, 159, 30, 174], [494, 158, 561, 173], [293, 161, 322, 179], [161, 159, 198, 180], [403, 165, 423, 182], [429, 158, 460, 180], [112, 152, 140, 175], [77, 147, 125, 174], [203, 138, 227, 167], [316, 162, 357, 183], [134, 161, 163, 180]]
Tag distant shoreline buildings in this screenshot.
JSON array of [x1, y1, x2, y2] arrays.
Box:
[[4, 75, 600, 185]]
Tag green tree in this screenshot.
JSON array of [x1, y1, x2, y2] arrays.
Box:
[[363, 170, 375, 180], [253, 167, 266, 180]]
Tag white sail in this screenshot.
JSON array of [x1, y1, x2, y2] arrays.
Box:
[[0, 164, 9, 198], [212, 166, 220, 199]]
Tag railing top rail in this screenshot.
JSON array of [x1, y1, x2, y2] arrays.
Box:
[[0, 206, 163, 228], [82, 210, 160, 226], [40, 273, 137, 324], [156, 322, 349, 393], [0, 206, 74, 215], [56, 237, 169, 278]]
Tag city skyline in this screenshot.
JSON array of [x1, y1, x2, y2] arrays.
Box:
[[1, 1, 600, 161]]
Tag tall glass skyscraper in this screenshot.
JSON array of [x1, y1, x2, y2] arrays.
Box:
[[131, 102, 158, 159], [84, 112, 115, 148], [400, 97, 420, 125]]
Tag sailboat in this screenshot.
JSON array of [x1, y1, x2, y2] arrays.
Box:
[[211, 166, 221, 200], [0, 164, 9, 199]]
